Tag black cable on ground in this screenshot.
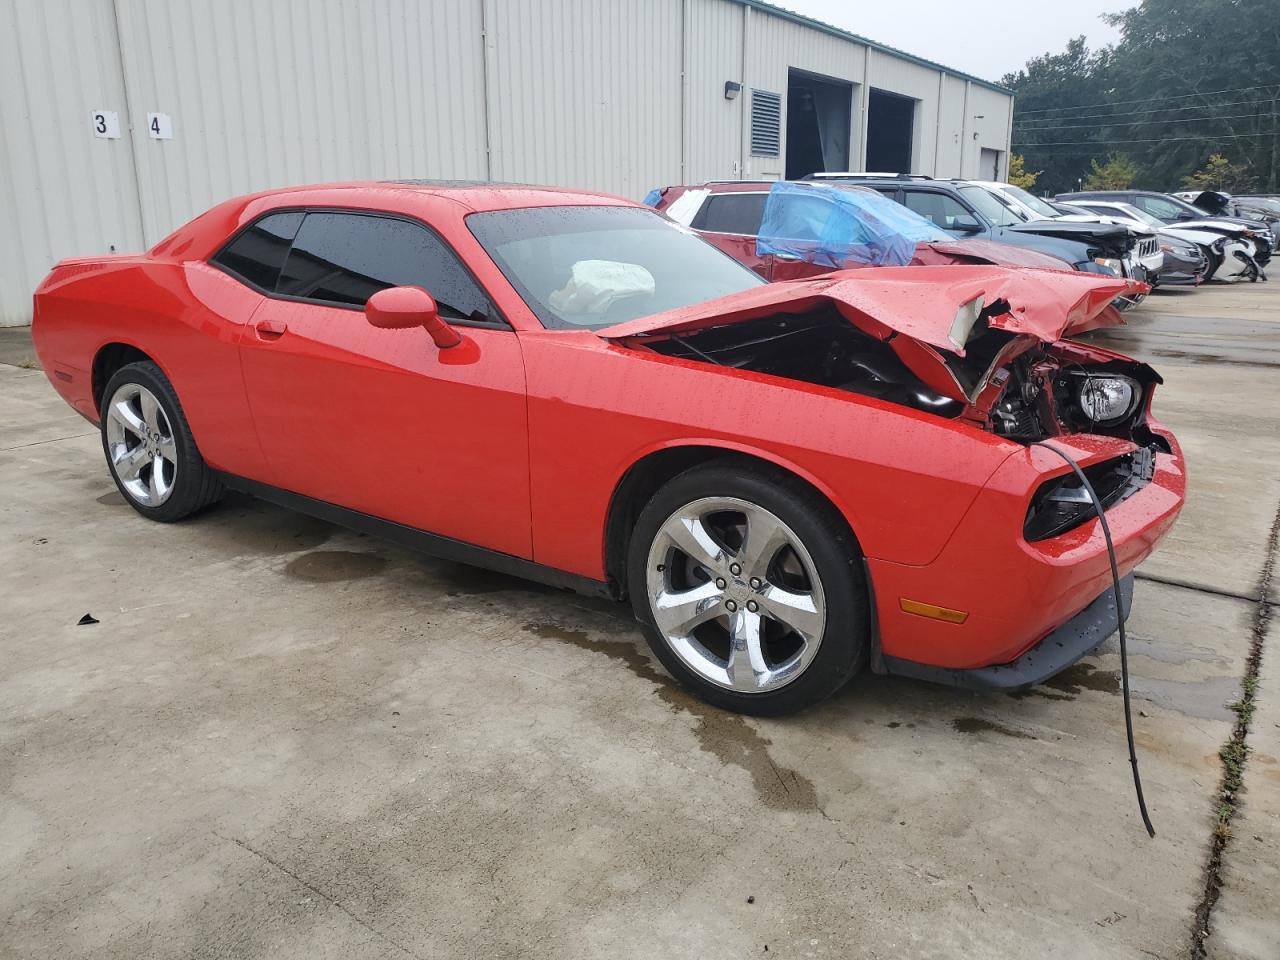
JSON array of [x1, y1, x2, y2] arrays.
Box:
[[1034, 441, 1156, 838]]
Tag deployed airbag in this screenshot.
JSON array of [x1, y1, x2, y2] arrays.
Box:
[[549, 260, 655, 315]]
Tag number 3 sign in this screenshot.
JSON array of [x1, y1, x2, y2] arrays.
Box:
[[90, 110, 121, 139]]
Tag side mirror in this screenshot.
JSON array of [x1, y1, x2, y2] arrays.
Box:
[[951, 215, 983, 233], [365, 286, 462, 349]]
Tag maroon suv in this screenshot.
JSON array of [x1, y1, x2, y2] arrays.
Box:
[[648, 180, 1073, 280]]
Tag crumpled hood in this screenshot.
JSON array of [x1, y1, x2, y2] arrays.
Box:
[[917, 239, 1072, 270], [598, 264, 1143, 355], [1005, 219, 1136, 252]]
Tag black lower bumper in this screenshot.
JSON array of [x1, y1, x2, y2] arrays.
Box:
[[882, 574, 1134, 692], [1155, 271, 1204, 286]]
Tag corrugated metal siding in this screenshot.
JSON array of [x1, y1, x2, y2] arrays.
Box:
[[934, 74, 968, 176], [0, 0, 145, 326], [743, 9, 864, 177], [112, 0, 489, 246], [684, 0, 744, 183], [968, 84, 1014, 173], [484, 0, 684, 197], [1, 0, 1011, 326]]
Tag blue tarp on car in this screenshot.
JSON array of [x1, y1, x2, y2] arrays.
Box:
[[755, 181, 948, 268]]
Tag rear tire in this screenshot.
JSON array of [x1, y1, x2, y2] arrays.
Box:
[[100, 361, 223, 522], [627, 461, 868, 716]]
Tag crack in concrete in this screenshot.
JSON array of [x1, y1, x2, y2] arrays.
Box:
[[1135, 571, 1259, 604], [0, 431, 96, 451], [217, 833, 428, 960], [1189, 497, 1279, 958]]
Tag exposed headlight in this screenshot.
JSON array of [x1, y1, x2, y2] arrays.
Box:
[[1077, 375, 1140, 424], [1092, 256, 1123, 275]]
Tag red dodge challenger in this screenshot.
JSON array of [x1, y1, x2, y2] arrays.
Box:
[[32, 181, 1185, 715]]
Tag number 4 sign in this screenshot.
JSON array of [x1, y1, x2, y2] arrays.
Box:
[[147, 113, 173, 140]]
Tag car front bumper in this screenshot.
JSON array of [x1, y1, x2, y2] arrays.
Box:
[[865, 421, 1184, 677], [1155, 248, 1208, 285], [881, 574, 1133, 690]]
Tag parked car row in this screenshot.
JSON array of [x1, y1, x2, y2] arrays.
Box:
[[1058, 189, 1272, 283], [645, 175, 1272, 293]]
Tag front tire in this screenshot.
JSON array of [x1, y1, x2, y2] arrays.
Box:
[[100, 361, 223, 522], [627, 461, 868, 716]]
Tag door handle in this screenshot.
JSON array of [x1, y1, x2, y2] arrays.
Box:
[[254, 318, 287, 341]]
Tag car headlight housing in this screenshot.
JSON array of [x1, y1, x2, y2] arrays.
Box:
[[1076, 374, 1141, 425], [1092, 256, 1123, 275]]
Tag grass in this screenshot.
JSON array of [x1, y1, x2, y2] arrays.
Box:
[[1192, 507, 1277, 957]]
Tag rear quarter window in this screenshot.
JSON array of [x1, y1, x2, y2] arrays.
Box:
[[211, 212, 304, 290]]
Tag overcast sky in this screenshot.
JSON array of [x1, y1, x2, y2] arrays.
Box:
[[778, 0, 1127, 83]]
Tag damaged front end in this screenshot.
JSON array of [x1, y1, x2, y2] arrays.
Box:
[[601, 264, 1158, 447]]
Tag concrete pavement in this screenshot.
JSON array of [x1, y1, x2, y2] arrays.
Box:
[[1, 282, 1277, 959]]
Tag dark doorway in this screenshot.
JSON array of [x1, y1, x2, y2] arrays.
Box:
[[785, 69, 853, 180], [866, 89, 916, 173], [979, 148, 1003, 180]]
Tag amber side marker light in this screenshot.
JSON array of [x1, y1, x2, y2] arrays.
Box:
[[899, 598, 969, 624]]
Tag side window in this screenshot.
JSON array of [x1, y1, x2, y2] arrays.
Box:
[[1135, 196, 1182, 220], [902, 190, 971, 230], [212, 212, 304, 290], [692, 194, 768, 235], [277, 212, 493, 321]]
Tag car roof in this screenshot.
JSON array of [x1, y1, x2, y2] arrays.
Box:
[[818, 175, 974, 189], [150, 180, 640, 261], [242, 179, 635, 214]]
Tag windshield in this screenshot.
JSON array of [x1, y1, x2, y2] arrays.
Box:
[[467, 205, 765, 330], [958, 186, 1024, 227], [998, 184, 1061, 219]]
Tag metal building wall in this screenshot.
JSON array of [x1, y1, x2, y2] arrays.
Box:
[[1, 0, 1012, 327], [112, 0, 490, 246], [742, 6, 866, 179], [967, 84, 1016, 178], [0, 0, 146, 326], [483, 0, 684, 196], [934, 74, 970, 176], [684, 0, 746, 183]]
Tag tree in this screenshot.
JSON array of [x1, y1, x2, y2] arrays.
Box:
[[1007, 154, 1040, 189], [1083, 154, 1139, 190], [1181, 154, 1258, 192], [1002, 37, 1112, 194], [1100, 0, 1280, 190], [1003, 0, 1280, 192]]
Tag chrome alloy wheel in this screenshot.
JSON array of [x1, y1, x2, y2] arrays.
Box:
[[645, 496, 826, 694], [105, 383, 177, 507]]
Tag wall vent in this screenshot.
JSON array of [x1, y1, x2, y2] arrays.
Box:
[[750, 89, 782, 157]]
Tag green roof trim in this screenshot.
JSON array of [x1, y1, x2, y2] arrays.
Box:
[[735, 0, 1013, 95]]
